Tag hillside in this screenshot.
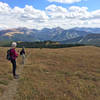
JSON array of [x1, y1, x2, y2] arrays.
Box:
[[0, 46, 100, 100], [79, 34, 100, 46], [60, 36, 83, 44], [73, 27, 100, 33], [60, 34, 100, 46]]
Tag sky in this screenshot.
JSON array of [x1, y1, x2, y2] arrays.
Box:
[[0, 0, 100, 29]]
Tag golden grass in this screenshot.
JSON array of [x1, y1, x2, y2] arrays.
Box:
[[0, 47, 12, 96], [0, 46, 100, 100], [15, 46, 100, 100], [0, 47, 21, 96]]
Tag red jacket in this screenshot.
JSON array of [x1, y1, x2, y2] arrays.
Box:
[[10, 48, 18, 60]]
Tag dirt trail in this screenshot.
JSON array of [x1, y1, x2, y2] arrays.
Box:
[[0, 64, 23, 100], [0, 51, 31, 100]]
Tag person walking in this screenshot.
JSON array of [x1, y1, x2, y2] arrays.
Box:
[[10, 42, 19, 79], [20, 46, 25, 65]]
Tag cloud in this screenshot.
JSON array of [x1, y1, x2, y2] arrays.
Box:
[[46, 5, 91, 20], [0, 2, 100, 30], [91, 10, 100, 19], [48, 0, 82, 4], [0, 2, 49, 29], [0, 2, 11, 14], [19, 5, 49, 22], [46, 4, 67, 19]]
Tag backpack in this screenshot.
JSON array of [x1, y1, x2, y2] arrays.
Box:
[[20, 49, 25, 55], [6, 49, 11, 60], [20, 51, 22, 55]]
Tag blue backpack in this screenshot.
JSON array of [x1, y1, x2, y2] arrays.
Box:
[[6, 49, 11, 60]]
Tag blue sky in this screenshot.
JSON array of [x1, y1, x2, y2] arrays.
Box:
[[0, 0, 100, 11], [0, 0, 100, 29]]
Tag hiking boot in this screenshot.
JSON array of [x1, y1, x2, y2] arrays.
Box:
[[14, 75, 19, 79]]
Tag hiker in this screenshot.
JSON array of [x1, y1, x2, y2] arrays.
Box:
[[10, 42, 19, 79], [20, 46, 25, 65]]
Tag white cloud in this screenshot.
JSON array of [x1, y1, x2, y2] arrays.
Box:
[[48, 0, 82, 4], [91, 10, 100, 19], [0, 2, 49, 29], [46, 4, 67, 19], [46, 4, 67, 12], [0, 2, 11, 14], [0, 2, 100, 30]]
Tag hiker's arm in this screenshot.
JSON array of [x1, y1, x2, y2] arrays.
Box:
[[14, 50, 18, 57]]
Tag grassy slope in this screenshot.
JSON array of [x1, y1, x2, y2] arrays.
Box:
[[0, 47, 13, 96], [0, 47, 100, 100], [0, 47, 21, 97], [15, 46, 100, 100]]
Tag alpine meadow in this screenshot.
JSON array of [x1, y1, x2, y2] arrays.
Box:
[[0, 46, 100, 100], [0, 0, 100, 100]]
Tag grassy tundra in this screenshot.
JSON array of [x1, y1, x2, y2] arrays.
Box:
[[0, 46, 100, 100]]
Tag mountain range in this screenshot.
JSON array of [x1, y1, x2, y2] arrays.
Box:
[[0, 27, 100, 45]]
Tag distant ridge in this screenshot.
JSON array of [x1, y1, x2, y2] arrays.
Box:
[[0, 27, 100, 46]]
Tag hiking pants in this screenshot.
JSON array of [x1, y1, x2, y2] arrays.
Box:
[[21, 54, 25, 65], [11, 59, 16, 76]]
